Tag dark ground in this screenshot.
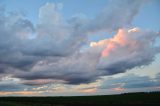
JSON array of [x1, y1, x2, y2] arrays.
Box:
[[0, 92, 160, 106]]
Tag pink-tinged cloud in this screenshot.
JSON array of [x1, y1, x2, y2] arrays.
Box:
[[102, 29, 131, 57], [78, 88, 97, 93], [0, 1, 159, 95], [90, 28, 160, 75], [0, 91, 38, 96], [112, 87, 125, 91], [93, 28, 140, 57]]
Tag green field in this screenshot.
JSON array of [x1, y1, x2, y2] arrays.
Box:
[[0, 92, 160, 106]]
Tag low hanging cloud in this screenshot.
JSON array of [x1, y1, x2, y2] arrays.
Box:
[[100, 73, 160, 90], [14, 51, 100, 85], [0, 0, 160, 87]]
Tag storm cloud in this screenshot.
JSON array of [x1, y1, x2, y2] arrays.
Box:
[[0, 0, 160, 88]]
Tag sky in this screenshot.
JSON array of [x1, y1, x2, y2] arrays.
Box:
[[0, 0, 160, 96]]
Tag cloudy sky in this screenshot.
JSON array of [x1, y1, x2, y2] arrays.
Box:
[[0, 0, 160, 96]]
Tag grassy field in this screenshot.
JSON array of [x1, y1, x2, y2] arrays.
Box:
[[0, 92, 160, 106]]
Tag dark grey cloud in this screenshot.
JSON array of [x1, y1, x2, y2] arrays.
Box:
[[0, 0, 160, 87], [14, 51, 100, 85], [0, 9, 39, 71], [13, 27, 160, 85]]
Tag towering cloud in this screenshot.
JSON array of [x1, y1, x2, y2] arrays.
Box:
[[0, 0, 160, 90], [22, 3, 87, 56]]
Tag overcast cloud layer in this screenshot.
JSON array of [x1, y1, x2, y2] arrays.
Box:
[[0, 0, 160, 95]]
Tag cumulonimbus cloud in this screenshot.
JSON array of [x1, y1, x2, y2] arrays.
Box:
[[0, 0, 160, 86], [13, 28, 160, 85]]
